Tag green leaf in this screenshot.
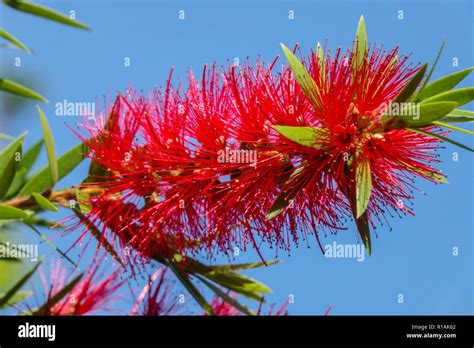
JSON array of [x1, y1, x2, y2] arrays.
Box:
[[203, 271, 272, 295], [266, 165, 307, 220], [31, 193, 58, 212], [5, 140, 43, 198], [392, 63, 428, 104], [207, 260, 280, 272], [399, 102, 457, 127], [36, 105, 58, 186], [0, 79, 47, 102], [34, 273, 83, 315], [439, 109, 474, 123], [20, 142, 89, 196], [0, 28, 31, 54], [422, 87, 474, 108], [281, 43, 321, 108], [273, 125, 326, 148], [355, 212, 371, 255], [23, 222, 76, 267], [355, 158, 372, 218], [166, 261, 215, 315], [196, 275, 255, 316], [0, 262, 40, 308], [432, 121, 474, 135], [417, 67, 473, 101], [400, 161, 448, 184], [0, 205, 28, 219], [0, 131, 26, 199], [353, 15, 368, 70], [0, 290, 32, 308], [4, 0, 91, 30], [417, 39, 445, 96], [408, 127, 474, 152]]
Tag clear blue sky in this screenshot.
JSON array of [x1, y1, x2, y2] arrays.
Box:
[[1, 0, 472, 315]]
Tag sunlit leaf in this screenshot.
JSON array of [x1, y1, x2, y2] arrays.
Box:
[[0, 132, 26, 199], [417, 67, 473, 101], [0, 205, 28, 220], [439, 109, 474, 123], [4, 0, 90, 30], [399, 101, 457, 127], [36, 105, 58, 186], [353, 15, 368, 71], [31, 193, 57, 212], [0, 79, 47, 102], [422, 87, 474, 108], [355, 158, 372, 218], [20, 142, 89, 196], [196, 275, 255, 316], [0, 262, 40, 308], [273, 125, 327, 148], [281, 43, 321, 108], [0, 28, 31, 53], [432, 121, 474, 135]]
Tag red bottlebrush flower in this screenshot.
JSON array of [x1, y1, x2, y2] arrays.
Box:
[[273, 43, 445, 238], [33, 258, 123, 315], [131, 268, 180, 316], [72, 36, 447, 261]]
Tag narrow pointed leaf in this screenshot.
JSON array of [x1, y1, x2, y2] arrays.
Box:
[[6, 140, 43, 198], [0, 132, 26, 199], [196, 275, 255, 316], [34, 274, 83, 315], [20, 142, 89, 196], [208, 260, 280, 272], [439, 109, 474, 123], [203, 271, 272, 295], [31, 193, 58, 212], [422, 87, 474, 108], [353, 15, 368, 70], [408, 127, 474, 152], [36, 106, 58, 185], [417, 39, 445, 96], [4, 0, 90, 30], [0, 291, 32, 308], [0, 262, 40, 307], [166, 261, 215, 315], [355, 158, 372, 218], [281, 43, 321, 108], [417, 67, 473, 101], [400, 102, 457, 127], [0, 205, 28, 219], [0, 28, 31, 53], [0, 79, 47, 102], [355, 212, 371, 255], [266, 165, 308, 220], [432, 121, 474, 135], [392, 63, 428, 104], [273, 125, 326, 148]]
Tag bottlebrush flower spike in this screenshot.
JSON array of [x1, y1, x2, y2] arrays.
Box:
[[30, 258, 124, 315], [275, 16, 474, 254], [73, 16, 473, 262]]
